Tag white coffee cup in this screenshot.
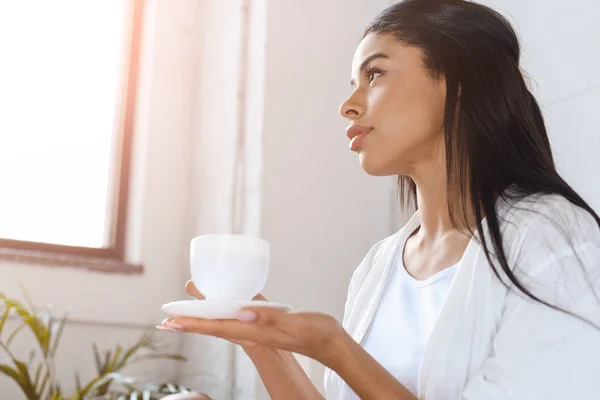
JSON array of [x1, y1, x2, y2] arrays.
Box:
[[190, 234, 269, 300]]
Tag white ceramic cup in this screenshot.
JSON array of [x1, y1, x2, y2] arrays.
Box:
[[190, 234, 269, 300]]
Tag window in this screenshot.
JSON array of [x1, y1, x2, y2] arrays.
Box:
[[0, 1, 144, 272]]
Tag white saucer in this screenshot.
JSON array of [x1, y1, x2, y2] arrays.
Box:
[[161, 299, 292, 320]]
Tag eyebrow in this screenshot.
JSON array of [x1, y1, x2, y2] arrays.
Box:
[[350, 52, 390, 87]]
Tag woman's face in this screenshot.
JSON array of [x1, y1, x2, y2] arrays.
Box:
[[340, 33, 447, 176]]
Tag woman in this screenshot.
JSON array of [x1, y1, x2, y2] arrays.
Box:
[[158, 0, 600, 399]]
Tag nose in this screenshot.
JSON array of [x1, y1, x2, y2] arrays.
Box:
[[339, 91, 365, 120]]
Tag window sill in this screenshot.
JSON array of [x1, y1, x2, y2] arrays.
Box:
[[0, 248, 143, 274]]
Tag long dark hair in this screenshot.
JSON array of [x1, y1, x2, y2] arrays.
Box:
[[366, 0, 600, 321]]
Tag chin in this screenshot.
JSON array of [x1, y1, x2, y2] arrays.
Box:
[[358, 152, 397, 176]]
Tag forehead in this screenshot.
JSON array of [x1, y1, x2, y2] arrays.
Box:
[[352, 33, 398, 68], [351, 33, 423, 75]]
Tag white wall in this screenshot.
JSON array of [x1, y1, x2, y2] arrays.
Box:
[[257, 0, 397, 392]]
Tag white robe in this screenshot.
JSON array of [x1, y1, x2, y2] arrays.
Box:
[[325, 194, 600, 399]]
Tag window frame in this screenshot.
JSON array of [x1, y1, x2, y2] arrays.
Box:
[[0, 0, 145, 273]]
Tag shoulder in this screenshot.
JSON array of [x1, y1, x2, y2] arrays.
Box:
[[347, 212, 419, 289], [341, 213, 419, 326], [499, 193, 600, 255], [498, 193, 600, 324], [345, 230, 399, 294]]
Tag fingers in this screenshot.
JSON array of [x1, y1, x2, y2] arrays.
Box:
[[185, 280, 205, 299], [158, 310, 300, 353], [161, 316, 269, 343], [240, 306, 288, 326], [160, 308, 289, 336]]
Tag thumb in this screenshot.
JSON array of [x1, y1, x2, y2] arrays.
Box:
[[252, 293, 268, 301], [185, 280, 205, 299]]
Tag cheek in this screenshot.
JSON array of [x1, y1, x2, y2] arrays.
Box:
[[358, 83, 445, 175], [375, 83, 443, 150]]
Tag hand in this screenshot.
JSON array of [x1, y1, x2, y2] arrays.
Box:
[[159, 285, 346, 367], [182, 280, 264, 350]]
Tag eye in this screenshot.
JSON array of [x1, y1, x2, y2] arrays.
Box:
[[365, 66, 384, 84]]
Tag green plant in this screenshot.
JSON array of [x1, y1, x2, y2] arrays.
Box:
[[0, 289, 198, 400]]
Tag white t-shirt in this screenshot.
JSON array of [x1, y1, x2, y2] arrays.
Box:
[[341, 234, 458, 399]]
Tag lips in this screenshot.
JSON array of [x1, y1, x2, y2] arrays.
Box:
[[346, 125, 373, 151]]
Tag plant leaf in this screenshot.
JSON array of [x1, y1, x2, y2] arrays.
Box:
[[0, 364, 20, 383], [129, 353, 187, 364], [0, 336, 38, 397], [92, 343, 102, 374], [49, 390, 63, 400], [3, 298, 51, 355], [0, 361, 39, 399], [77, 372, 135, 397], [27, 349, 36, 365], [1, 292, 189, 400], [14, 358, 40, 397], [5, 321, 27, 347], [103, 350, 111, 373], [104, 345, 122, 373], [33, 363, 43, 391], [38, 370, 49, 398], [0, 364, 40, 399], [167, 382, 177, 393], [74, 370, 82, 393], [0, 300, 11, 335], [18, 281, 37, 315], [116, 334, 151, 370], [49, 314, 68, 357]]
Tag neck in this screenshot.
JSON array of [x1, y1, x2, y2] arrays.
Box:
[[408, 153, 459, 240], [413, 178, 454, 241]]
